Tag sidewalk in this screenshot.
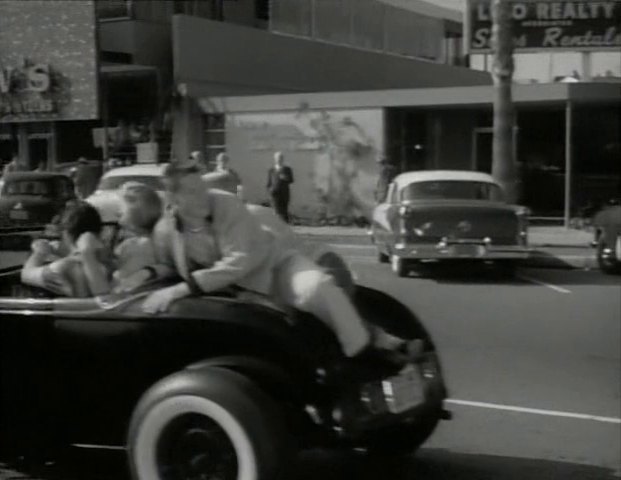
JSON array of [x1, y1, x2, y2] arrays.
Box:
[[293, 225, 594, 249]]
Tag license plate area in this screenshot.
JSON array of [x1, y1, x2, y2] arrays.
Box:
[[10, 210, 29, 220], [382, 366, 424, 414]]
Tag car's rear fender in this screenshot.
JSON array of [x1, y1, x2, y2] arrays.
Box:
[[184, 355, 324, 443], [185, 355, 311, 403]]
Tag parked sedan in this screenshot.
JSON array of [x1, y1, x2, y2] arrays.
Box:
[[0, 172, 75, 230], [86, 163, 166, 223], [371, 170, 530, 277]]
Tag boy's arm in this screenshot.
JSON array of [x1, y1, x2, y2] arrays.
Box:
[[75, 233, 111, 296], [21, 243, 70, 294]]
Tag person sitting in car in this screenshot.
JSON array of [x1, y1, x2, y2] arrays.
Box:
[[111, 182, 162, 289], [21, 202, 111, 297]]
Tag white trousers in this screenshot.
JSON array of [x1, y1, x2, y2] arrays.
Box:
[[272, 253, 370, 357]]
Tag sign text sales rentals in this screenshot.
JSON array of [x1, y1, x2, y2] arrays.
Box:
[[468, 0, 621, 52]]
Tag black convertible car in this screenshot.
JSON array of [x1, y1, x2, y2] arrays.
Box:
[[0, 260, 449, 480]]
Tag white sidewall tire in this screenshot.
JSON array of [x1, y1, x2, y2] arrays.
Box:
[[392, 255, 406, 276], [132, 394, 258, 480]]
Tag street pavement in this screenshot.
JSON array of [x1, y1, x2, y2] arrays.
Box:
[[1, 239, 620, 479]]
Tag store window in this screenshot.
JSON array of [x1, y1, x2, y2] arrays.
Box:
[[203, 114, 226, 169]]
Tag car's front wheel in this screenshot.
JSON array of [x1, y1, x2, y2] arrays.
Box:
[[128, 367, 291, 480], [597, 237, 621, 275]]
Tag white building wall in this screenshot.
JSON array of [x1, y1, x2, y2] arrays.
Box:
[[470, 51, 621, 83]]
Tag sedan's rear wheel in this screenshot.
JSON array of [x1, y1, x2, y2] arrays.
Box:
[[128, 368, 291, 480], [391, 255, 408, 277], [378, 249, 390, 263], [597, 238, 621, 275]]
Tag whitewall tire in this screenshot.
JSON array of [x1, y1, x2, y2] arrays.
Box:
[[128, 368, 291, 480]]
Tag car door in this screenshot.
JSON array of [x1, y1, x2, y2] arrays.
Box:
[[0, 295, 64, 455]]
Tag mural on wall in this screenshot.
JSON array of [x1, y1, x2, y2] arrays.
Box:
[[223, 105, 383, 223]]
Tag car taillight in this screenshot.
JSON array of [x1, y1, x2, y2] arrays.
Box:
[[516, 206, 530, 244]]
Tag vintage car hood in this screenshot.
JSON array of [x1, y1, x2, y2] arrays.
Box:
[[400, 200, 522, 244]]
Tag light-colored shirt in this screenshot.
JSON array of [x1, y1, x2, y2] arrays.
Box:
[[153, 190, 294, 295], [113, 235, 157, 281]]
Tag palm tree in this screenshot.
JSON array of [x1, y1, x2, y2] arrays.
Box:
[[491, 0, 517, 203]]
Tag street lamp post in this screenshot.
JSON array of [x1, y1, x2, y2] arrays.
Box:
[[490, 0, 517, 203]]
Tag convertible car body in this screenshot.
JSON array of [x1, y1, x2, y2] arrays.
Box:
[[0, 266, 449, 479], [371, 170, 530, 276]]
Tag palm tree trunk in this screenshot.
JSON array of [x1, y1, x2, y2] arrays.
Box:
[[491, 0, 517, 203]]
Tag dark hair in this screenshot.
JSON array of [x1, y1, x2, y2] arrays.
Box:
[[59, 202, 102, 242]]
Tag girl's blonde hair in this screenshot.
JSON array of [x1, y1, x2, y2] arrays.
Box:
[[120, 182, 163, 232]]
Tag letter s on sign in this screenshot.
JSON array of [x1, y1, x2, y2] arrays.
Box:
[[27, 64, 50, 93], [472, 28, 490, 49]]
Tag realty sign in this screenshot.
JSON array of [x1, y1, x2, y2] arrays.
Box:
[[467, 0, 621, 52]]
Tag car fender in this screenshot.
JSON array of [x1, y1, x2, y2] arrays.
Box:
[[185, 355, 308, 404]]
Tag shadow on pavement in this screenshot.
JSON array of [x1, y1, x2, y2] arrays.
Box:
[[3, 447, 618, 480], [295, 448, 620, 480], [526, 250, 586, 270], [402, 261, 621, 287]]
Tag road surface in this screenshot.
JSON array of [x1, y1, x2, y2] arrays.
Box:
[[1, 246, 620, 479]]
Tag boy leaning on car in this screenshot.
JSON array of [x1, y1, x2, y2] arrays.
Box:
[[124, 158, 408, 370]]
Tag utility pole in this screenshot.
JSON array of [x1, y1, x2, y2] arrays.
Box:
[[490, 0, 517, 203]]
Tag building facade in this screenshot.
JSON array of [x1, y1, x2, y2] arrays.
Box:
[[200, 83, 620, 223], [2, 0, 489, 172], [0, 0, 99, 171]]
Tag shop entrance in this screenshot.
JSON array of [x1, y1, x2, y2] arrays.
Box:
[[0, 134, 14, 168], [27, 134, 53, 170], [472, 127, 519, 174]]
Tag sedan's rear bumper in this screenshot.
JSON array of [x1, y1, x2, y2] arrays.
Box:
[[392, 242, 531, 261]]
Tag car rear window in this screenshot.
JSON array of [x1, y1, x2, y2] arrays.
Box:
[[98, 175, 164, 191], [401, 181, 504, 202], [1, 179, 53, 196]]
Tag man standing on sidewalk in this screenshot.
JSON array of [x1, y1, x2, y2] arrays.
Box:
[[266, 151, 294, 223], [374, 155, 399, 203]]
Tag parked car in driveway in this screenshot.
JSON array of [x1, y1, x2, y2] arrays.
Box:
[[86, 163, 166, 223], [592, 202, 621, 275], [0, 172, 75, 230], [0, 254, 449, 479], [371, 170, 530, 277]]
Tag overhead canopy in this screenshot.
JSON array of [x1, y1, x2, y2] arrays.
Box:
[[100, 62, 157, 77]]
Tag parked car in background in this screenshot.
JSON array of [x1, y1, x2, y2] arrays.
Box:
[[86, 163, 166, 223], [0, 172, 75, 230], [592, 202, 621, 275], [371, 170, 530, 277]]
